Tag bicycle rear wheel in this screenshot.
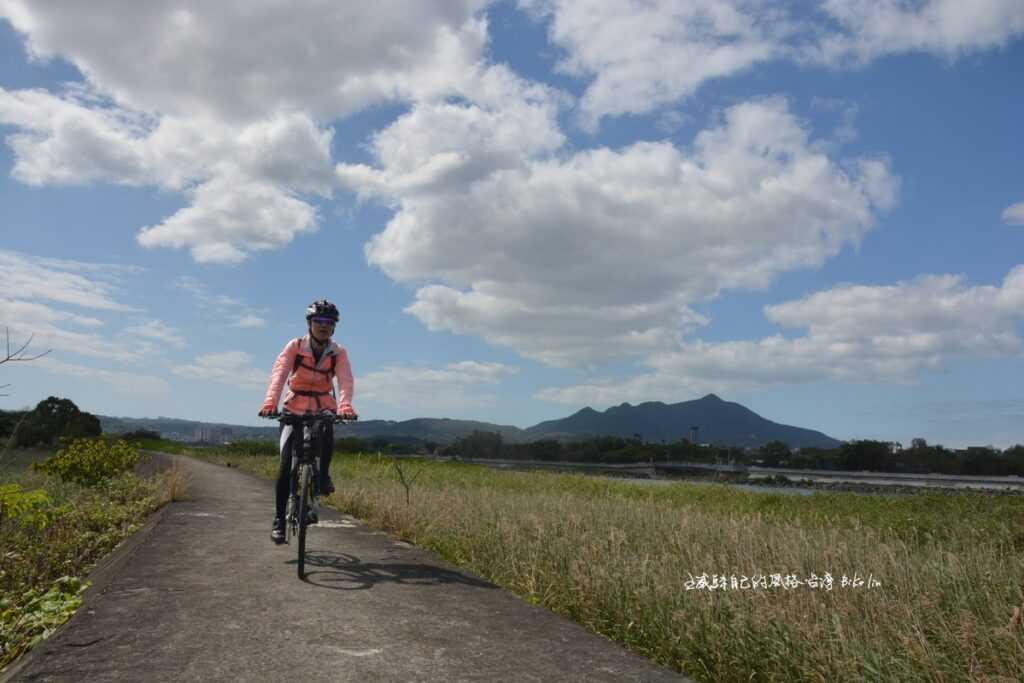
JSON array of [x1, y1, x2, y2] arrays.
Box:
[[297, 465, 311, 579]]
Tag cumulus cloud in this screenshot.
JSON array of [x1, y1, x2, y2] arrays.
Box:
[[359, 361, 518, 415], [136, 175, 319, 264], [172, 351, 267, 390], [812, 0, 1024, 66], [352, 98, 897, 365], [537, 265, 1024, 406], [520, 0, 786, 131], [1002, 201, 1024, 226], [337, 65, 566, 200], [0, 1, 495, 263], [0, 1, 489, 122], [520, 0, 1024, 129]]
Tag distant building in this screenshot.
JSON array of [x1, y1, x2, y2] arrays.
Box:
[[193, 425, 235, 444]]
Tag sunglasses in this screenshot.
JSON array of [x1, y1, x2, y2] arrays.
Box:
[[311, 317, 336, 326]]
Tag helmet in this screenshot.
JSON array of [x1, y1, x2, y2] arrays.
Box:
[[305, 299, 339, 322]]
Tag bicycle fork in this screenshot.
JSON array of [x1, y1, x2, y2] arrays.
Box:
[[286, 457, 320, 536]]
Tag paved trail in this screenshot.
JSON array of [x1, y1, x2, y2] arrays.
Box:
[[4, 454, 688, 682]]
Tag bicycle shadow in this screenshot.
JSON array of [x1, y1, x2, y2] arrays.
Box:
[[287, 550, 497, 591]]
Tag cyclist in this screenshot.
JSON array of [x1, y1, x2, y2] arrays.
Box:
[[259, 299, 357, 544]]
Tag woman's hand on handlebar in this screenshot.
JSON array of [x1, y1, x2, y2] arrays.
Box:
[[337, 405, 358, 421]]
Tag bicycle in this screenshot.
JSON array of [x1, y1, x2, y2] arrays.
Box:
[[261, 411, 357, 579]]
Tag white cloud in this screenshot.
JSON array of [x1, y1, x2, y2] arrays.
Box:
[[0, 86, 153, 186], [538, 265, 1024, 406], [233, 315, 267, 329], [172, 276, 244, 308], [136, 174, 319, 264], [0, 1, 490, 122], [359, 360, 518, 415], [171, 276, 268, 328], [353, 98, 897, 365], [0, 298, 155, 364], [0, 252, 179, 364], [34, 357, 170, 400], [520, 0, 785, 131], [173, 351, 268, 391], [337, 73, 566, 200], [0, 1, 495, 264], [812, 0, 1024, 65], [0, 249, 142, 311], [122, 321, 187, 349], [1002, 201, 1024, 226], [519, 0, 1024, 130]]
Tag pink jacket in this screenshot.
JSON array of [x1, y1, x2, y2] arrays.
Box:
[[261, 334, 354, 414]]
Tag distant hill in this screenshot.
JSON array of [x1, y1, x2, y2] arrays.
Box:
[[97, 415, 278, 441], [334, 418, 525, 445], [96, 394, 841, 448], [96, 414, 526, 444], [525, 394, 841, 449]]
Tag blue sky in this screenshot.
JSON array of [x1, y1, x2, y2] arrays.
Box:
[[1, 1, 1023, 448]]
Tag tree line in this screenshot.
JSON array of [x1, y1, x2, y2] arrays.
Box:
[[426, 431, 1024, 477], [6, 399, 1022, 477]]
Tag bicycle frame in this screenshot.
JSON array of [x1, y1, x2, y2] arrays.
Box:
[[286, 419, 325, 539], [263, 411, 353, 579]]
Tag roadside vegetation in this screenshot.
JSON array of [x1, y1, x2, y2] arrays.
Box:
[[0, 435, 189, 672], [188, 443, 1024, 682]]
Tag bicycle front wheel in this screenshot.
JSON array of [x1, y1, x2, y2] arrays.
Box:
[[297, 464, 311, 579]]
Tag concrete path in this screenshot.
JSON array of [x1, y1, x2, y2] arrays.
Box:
[[4, 454, 688, 682]]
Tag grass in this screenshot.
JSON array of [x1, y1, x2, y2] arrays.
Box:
[[0, 446, 189, 672], [191, 445, 1024, 681]]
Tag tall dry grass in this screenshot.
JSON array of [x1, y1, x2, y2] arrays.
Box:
[[156, 458, 192, 504], [196, 451, 1024, 682]]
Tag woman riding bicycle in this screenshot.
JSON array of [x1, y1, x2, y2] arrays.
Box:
[[259, 299, 357, 544]]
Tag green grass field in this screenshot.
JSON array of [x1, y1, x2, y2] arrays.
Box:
[[192, 446, 1023, 682]]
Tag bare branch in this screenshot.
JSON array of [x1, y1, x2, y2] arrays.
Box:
[[1, 328, 52, 365], [0, 327, 52, 397]]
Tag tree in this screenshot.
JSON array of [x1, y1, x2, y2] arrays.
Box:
[[840, 440, 891, 472], [454, 431, 503, 459], [761, 440, 791, 467], [15, 396, 101, 447], [526, 439, 561, 461]]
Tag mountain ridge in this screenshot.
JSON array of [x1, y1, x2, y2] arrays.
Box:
[[96, 394, 840, 448]]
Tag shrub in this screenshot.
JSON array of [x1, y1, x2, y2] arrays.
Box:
[[0, 484, 52, 528], [121, 429, 161, 441], [32, 438, 141, 486]]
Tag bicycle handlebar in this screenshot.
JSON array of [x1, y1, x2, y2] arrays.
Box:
[[259, 411, 358, 425]]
